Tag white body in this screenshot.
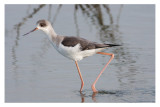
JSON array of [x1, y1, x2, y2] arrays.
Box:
[[49, 38, 104, 61]]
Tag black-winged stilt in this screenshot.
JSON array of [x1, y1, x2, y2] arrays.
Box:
[[23, 20, 120, 93]]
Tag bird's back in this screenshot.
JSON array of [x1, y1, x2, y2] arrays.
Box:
[[55, 36, 119, 61]]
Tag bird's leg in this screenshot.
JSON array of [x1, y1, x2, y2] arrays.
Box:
[[75, 61, 84, 92], [91, 52, 114, 93]]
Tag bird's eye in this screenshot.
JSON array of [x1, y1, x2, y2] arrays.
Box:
[[40, 23, 46, 27]]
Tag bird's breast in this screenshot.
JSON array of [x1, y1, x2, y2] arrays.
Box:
[[56, 43, 83, 61]]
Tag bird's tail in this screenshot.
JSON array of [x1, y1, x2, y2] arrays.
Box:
[[105, 44, 121, 47], [95, 43, 121, 49]]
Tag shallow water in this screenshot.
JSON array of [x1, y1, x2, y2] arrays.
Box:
[[5, 4, 155, 102]]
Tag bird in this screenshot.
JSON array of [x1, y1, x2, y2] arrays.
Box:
[[22, 20, 120, 93]]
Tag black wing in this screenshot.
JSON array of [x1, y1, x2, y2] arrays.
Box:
[[61, 36, 120, 51]]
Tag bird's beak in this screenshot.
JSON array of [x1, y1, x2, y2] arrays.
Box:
[[22, 27, 38, 36]]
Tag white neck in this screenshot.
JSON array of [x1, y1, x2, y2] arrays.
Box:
[[43, 26, 57, 43]]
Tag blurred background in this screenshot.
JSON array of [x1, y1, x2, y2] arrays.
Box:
[[5, 4, 155, 102]]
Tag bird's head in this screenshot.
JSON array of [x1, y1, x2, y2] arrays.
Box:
[[22, 20, 53, 36]]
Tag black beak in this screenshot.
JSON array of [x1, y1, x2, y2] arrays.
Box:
[[22, 28, 38, 36]]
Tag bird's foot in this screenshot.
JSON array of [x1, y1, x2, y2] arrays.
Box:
[[80, 82, 84, 92], [91, 84, 98, 93]]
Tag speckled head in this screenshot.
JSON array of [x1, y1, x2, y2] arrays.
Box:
[[22, 20, 57, 37], [36, 20, 57, 37], [36, 20, 50, 28]]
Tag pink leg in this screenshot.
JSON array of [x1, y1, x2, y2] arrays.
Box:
[[75, 61, 84, 92], [91, 52, 114, 92]]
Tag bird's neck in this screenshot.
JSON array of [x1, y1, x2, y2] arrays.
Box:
[[46, 27, 57, 43]]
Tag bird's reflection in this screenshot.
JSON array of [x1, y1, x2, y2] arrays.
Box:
[[79, 91, 98, 102], [80, 92, 85, 103], [79, 90, 117, 102], [92, 92, 98, 102]]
